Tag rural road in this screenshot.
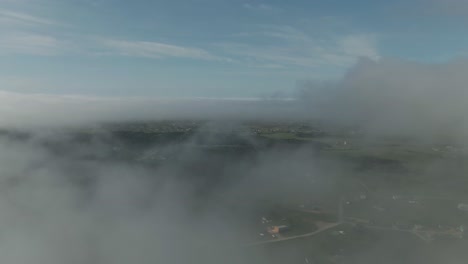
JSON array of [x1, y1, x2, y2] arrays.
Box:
[[244, 223, 341, 247]]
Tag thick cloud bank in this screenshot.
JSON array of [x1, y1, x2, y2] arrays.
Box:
[[300, 58, 468, 144]]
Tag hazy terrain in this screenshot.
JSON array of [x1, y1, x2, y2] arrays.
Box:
[[0, 59, 468, 263], [2, 0, 468, 262], [0, 118, 466, 264]]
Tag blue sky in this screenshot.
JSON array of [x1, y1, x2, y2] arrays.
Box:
[[0, 0, 467, 98]]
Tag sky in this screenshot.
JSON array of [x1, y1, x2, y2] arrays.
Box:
[[0, 0, 468, 98]]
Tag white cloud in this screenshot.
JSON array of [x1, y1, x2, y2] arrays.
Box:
[[339, 35, 380, 61], [0, 31, 230, 60], [300, 58, 468, 143], [99, 38, 226, 61], [0, 8, 56, 27], [0, 8, 67, 56], [0, 32, 62, 56], [253, 63, 285, 69], [219, 26, 379, 69]]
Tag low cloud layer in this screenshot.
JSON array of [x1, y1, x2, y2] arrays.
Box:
[[300, 58, 468, 144], [0, 91, 301, 128], [0, 124, 341, 264], [0, 57, 467, 263], [2, 56, 468, 148], [3, 57, 468, 146]]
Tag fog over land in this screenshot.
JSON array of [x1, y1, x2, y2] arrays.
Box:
[[0, 58, 467, 263], [3, 57, 468, 145], [0, 125, 341, 264]]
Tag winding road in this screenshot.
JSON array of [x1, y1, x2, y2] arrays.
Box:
[[244, 223, 341, 247]]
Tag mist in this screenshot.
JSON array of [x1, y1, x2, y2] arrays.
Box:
[[3, 57, 468, 146], [0, 57, 467, 263], [299, 58, 468, 145], [0, 122, 348, 264], [0, 91, 301, 128]]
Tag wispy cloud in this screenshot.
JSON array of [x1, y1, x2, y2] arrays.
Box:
[[339, 35, 380, 60], [0, 32, 62, 56], [0, 8, 57, 27], [219, 25, 379, 69], [243, 3, 274, 11], [253, 63, 285, 69], [0, 8, 67, 56], [99, 38, 227, 61]]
